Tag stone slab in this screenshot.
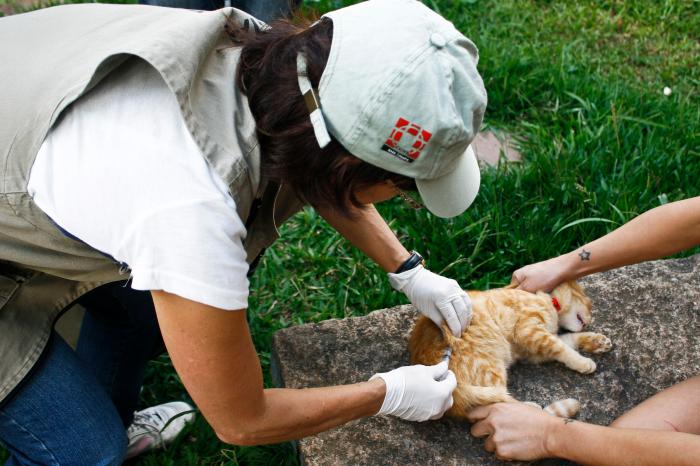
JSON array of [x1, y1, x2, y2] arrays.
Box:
[[472, 130, 522, 167], [271, 254, 700, 465]]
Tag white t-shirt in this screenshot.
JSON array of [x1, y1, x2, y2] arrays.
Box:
[[28, 59, 250, 310]]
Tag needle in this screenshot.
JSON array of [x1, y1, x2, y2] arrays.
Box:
[[436, 346, 452, 381]]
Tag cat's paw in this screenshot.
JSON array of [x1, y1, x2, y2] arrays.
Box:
[[578, 333, 612, 354], [571, 357, 596, 374], [544, 398, 581, 418]]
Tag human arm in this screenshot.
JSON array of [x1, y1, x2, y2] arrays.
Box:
[[316, 203, 409, 272], [317, 201, 471, 335], [150, 291, 455, 445], [511, 196, 700, 292], [467, 402, 700, 466]]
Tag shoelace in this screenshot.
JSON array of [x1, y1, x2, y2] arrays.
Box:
[[127, 410, 167, 445]]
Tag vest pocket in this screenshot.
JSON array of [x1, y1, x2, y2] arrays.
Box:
[[0, 263, 31, 308], [0, 274, 21, 308]]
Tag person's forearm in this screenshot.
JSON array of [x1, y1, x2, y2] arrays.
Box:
[[152, 291, 388, 447], [221, 379, 385, 446], [558, 197, 700, 281], [548, 420, 700, 466], [317, 204, 409, 273]]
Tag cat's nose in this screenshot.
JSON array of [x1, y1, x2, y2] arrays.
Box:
[[577, 314, 587, 329]]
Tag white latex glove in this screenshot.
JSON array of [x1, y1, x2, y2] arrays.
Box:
[[370, 361, 457, 421], [388, 264, 472, 336]]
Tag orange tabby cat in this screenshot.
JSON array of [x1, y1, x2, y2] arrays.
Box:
[[408, 281, 612, 419]]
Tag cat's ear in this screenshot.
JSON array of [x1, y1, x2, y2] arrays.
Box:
[[567, 281, 592, 308], [567, 280, 585, 296], [553, 283, 573, 309]]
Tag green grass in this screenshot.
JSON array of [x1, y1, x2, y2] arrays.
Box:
[[1, 0, 699, 464]]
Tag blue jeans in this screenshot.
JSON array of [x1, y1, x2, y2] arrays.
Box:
[[0, 283, 164, 465]]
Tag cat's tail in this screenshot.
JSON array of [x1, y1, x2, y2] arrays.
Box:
[[543, 398, 581, 418]]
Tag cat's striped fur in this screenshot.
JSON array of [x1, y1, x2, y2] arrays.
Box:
[[408, 281, 612, 419]]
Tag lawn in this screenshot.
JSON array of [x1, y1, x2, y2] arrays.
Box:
[[1, 0, 699, 464]]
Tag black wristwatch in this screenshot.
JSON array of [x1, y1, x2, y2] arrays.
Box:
[[394, 251, 425, 274]]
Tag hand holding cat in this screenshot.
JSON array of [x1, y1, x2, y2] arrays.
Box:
[[467, 402, 559, 461], [388, 264, 472, 336], [511, 256, 571, 293], [370, 361, 457, 422]]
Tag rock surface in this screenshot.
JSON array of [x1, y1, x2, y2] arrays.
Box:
[[271, 255, 700, 465], [472, 130, 522, 167]]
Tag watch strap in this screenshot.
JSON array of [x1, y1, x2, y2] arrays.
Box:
[[394, 251, 424, 274]]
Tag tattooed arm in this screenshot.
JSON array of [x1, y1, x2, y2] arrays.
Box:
[[468, 402, 700, 466], [511, 196, 700, 292]]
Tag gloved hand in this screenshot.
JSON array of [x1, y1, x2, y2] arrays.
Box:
[[388, 264, 472, 336], [370, 361, 457, 421]]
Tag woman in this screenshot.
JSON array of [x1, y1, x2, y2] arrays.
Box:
[[469, 197, 700, 465], [0, 0, 487, 463]]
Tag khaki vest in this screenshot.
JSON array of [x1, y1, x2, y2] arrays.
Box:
[[0, 4, 303, 403]]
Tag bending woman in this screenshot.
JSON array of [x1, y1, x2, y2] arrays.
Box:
[[0, 1, 486, 464]]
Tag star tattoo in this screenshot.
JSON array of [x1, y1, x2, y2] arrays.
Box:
[[578, 248, 591, 261]]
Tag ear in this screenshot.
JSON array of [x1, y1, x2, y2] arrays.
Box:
[[552, 283, 573, 310], [567, 280, 584, 295], [566, 280, 592, 308]]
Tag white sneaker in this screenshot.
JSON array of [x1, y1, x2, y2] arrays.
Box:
[[125, 401, 196, 459]]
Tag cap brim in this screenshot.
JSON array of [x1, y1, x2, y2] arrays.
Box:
[[416, 145, 481, 218]]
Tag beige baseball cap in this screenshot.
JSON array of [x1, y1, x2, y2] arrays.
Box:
[[298, 0, 487, 218]]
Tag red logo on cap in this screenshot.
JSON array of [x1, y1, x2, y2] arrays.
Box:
[[383, 117, 432, 161]]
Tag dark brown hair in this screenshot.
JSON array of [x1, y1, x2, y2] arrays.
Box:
[[229, 15, 416, 216]]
